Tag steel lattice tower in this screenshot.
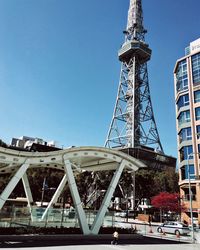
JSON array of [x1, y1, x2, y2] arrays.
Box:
[[105, 0, 163, 152]]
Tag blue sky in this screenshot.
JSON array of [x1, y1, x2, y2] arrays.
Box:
[[0, 0, 200, 158]]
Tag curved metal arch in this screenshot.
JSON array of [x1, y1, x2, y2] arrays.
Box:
[[0, 146, 146, 235], [0, 146, 146, 174]]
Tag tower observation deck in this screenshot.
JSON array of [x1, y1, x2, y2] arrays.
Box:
[[105, 0, 163, 152], [105, 0, 176, 167]]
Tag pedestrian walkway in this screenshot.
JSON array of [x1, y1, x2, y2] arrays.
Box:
[[0, 234, 196, 249], [0, 243, 199, 250]]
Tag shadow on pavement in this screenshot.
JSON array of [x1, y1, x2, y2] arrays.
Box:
[[0, 234, 189, 248]]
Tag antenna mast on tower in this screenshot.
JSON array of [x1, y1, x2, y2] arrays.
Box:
[[105, 0, 163, 152]]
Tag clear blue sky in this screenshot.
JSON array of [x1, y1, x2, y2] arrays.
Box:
[[0, 0, 199, 158]]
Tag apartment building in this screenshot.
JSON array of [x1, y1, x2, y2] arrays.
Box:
[[174, 38, 200, 224], [174, 38, 200, 225]]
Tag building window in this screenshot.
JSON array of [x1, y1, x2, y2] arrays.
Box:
[[195, 107, 200, 120], [179, 145, 193, 161], [176, 60, 188, 93], [179, 127, 192, 143], [197, 125, 200, 139], [194, 90, 200, 103], [177, 94, 189, 110], [192, 53, 200, 84], [181, 164, 195, 181], [178, 110, 190, 126], [186, 164, 195, 180], [198, 144, 200, 155], [181, 186, 196, 201]]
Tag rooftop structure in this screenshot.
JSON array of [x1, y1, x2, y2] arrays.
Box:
[[10, 136, 60, 152]]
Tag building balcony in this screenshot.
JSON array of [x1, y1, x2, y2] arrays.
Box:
[[178, 139, 192, 151], [177, 122, 191, 134]]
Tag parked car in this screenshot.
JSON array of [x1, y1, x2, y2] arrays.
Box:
[[115, 211, 127, 218], [157, 221, 190, 236]]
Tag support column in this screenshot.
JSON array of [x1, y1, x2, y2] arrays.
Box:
[[91, 160, 126, 235], [41, 174, 68, 221], [22, 172, 34, 221], [63, 156, 90, 235], [0, 162, 30, 210], [22, 173, 33, 207]]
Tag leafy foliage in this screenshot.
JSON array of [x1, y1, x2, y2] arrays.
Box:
[[0, 139, 7, 148], [151, 192, 184, 213], [135, 168, 179, 205]]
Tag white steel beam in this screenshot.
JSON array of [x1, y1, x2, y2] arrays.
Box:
[[91, 160, 126, 235], [0, 162, 30, 210], [22, 172, 34, 221], [63, 156, 90, 235], [22, 172, 33, 206], [41, 174, 68, 221]]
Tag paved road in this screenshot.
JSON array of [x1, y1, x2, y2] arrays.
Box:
[[0, 243, 199, 250]]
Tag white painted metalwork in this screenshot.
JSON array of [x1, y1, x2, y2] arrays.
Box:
[[91, 160, 126, 234], [0, 146, 145, 234], [22, 172, 34, 220], [63, 157, 90, 235], [0, 162, 30, 209], [41, 174, 68, 221], [105, 0, 163, 152], [22, 172, 33, 207]]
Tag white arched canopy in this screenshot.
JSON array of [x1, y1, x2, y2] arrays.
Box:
[[0, 146, 146, 235]]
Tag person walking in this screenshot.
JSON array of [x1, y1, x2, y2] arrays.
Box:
[[111, 230, 119, 245]]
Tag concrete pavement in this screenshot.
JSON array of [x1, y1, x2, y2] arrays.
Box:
[[0, 243, 199, 250], [0, 234, 195, 249]]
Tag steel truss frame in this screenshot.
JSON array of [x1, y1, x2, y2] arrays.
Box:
[[105, 56, 163, 151], [105, 0, 163, 152], [0, 146, 145, 235]]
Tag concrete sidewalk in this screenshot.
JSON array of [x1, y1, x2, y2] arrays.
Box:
[[0, 242, 199, 250], [0, 234, 192, 248]]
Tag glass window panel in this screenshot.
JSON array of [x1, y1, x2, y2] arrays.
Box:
[[177, 94, 189, 110], [181, 167, 186, 180], [192, 53, 200, 84], [179, 145, 193, 161], [197, 125, 200, 139], [183, 145, 193, 160], [195, 107, 200, 120], [194, 90, 200, 103], [184, 94, 189, 105], [176, 60, 188, 93], [185, 110, 190, 122], [177, 97, 183, 110], [185, 165, 195, 180], [178, 110, 190, 125], [179, 127, 192, 142]]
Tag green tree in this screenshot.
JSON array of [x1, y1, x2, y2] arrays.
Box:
[[135, 167, 179, 207], [0, 139, 7, 147]]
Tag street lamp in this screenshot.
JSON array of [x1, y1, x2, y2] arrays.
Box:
[[187, 152, 198, 243]]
